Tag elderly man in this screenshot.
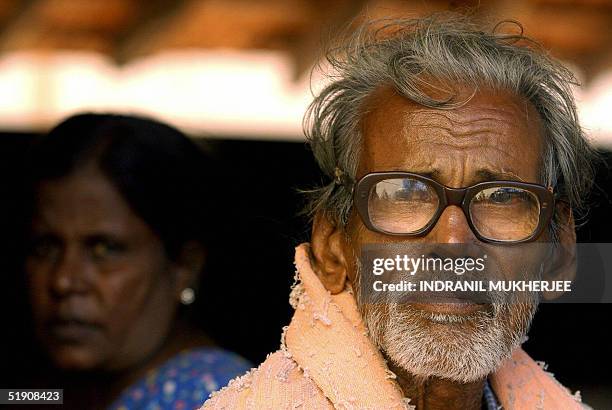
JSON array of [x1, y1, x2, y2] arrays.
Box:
[[203, 15, 595, 409]]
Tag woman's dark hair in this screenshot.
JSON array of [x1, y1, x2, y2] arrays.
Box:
[[25, 112, 217, 259]]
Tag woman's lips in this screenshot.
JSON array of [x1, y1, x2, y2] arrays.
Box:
[[47, 319, 102, 342]]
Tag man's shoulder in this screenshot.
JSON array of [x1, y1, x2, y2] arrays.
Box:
[[200, 350, 332, 409]]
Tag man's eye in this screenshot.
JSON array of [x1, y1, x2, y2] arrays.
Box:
[[395, 183, 431, 202], [489, 188, 521, 204]]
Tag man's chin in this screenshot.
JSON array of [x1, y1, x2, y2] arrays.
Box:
[[368, 302, 535, 383]]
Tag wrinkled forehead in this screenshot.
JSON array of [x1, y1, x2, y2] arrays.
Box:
[[357, 85, 545, 185]]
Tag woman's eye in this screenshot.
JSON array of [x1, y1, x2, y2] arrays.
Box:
[[29, 237, 61, 259], [91, 242, 109, 258], [90, 239, 125, 259]]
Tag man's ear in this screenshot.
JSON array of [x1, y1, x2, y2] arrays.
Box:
[[541, 201, 577, 300], [310, 211, 350, 294], [172, 241, 206, 300]]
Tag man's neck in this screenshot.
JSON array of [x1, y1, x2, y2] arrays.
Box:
[[388, 361, 486, 410]]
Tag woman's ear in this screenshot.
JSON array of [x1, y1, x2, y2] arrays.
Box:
[[310, 211, 349, 294], [172, 241, 206, 299], [541, 202, 577, 301]]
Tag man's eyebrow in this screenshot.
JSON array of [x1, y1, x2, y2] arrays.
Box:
[[474, 169, 525, 182], [399, 169, 526, 183]]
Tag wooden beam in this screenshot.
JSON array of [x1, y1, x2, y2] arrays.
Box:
[[114, 0, 188, 64], [118, 0, 315, 60], [0, 0, 137, 53]]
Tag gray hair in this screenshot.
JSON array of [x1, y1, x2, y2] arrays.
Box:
[[302, 13, 598, 234]]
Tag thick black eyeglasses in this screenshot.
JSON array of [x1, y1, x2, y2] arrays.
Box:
[[352, 172, 554, 243]]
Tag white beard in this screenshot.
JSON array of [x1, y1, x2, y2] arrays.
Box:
[[354, 257, 539, 383]]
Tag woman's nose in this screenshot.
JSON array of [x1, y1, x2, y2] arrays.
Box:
[[49, 246, 90, 297]]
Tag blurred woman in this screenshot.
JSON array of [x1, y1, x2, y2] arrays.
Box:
[[22, 113, 250, 409]]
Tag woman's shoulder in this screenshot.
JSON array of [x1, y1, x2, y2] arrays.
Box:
[[109, 348, 252, 410], [166, 347, 252, 374]]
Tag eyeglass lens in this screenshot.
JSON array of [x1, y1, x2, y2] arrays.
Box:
[[368, 177, 541, 241]]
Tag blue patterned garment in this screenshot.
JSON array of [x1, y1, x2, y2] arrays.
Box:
[[109, 348, 252, 410], [483, 379, 500, 410]]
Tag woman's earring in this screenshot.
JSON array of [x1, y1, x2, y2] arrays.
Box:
[[180, 288, 195, 305]]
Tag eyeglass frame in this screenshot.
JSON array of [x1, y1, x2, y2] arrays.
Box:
[[351, 171, 555, 244]]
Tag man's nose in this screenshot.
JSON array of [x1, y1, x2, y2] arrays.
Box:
[[428, 205, 478, 244], [50, 247, 90, 297]]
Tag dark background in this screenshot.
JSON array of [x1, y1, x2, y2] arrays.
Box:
[[1, 133, 611, 405]]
